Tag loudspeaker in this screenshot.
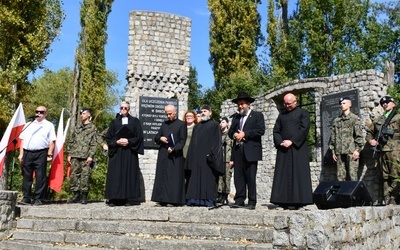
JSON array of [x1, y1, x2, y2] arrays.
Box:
[[313, 181, 373, 209]]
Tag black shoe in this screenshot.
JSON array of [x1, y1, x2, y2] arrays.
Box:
[[222, 199, 228, 205], [20, 198, 31, 205], [230, 202, 245, 208], [246, 204, 256, 210], [33, 199, 42, 206]]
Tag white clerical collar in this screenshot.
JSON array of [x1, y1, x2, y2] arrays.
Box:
[[122, 116, 128, 125]]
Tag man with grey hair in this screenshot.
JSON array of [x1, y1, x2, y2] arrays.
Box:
[[185, 105, 223, 207], [152, 104, 187, 206]]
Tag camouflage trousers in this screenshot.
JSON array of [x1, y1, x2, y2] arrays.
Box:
[[218, 164, 233, 194], [379, 151, 400, 200], [70, 158, 92, 192], [336, 154, 359, 181]]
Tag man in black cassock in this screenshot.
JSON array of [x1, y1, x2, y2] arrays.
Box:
[[270, 93, 313, 210], [185, 105, 223, 207], [105, 101, 144, 206], [151, 104, 187, 206]]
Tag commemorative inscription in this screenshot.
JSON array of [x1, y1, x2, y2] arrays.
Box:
[[321, 89, 360, 166], [139, 96, 178, 149]]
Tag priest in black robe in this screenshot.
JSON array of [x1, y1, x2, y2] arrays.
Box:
[[151, 104, 187, 206], [105, 101, 144, 206], [185, 105, 223, 207], [270, 93, 313, 210]]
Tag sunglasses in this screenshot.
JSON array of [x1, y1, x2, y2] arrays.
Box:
[[120, 107, 129, 110], [35, 110, 46, 114]]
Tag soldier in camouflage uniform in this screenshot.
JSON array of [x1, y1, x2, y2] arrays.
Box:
[[366, 96, 400, 205], [329, 97, 364, 181], [66, 108, 98, 204], [217, 117, 234, 205]]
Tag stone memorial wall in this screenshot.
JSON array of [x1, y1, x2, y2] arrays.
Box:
[[221, 69, 388, 203]]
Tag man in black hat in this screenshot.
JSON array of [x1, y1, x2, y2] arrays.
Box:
[[186, 105, 223, 207], [329, 96, 364, 181], [66, 107, 98, 204], [228, 92, 265, 209], [366, 96, 400, 205]]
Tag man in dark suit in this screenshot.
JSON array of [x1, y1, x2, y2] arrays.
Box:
[[228, 92, 265, 209]]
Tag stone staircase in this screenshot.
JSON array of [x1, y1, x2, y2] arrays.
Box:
[[0, 201, 278, 249]]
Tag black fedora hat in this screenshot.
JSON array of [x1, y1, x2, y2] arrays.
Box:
[[232, 92, 255, 104]]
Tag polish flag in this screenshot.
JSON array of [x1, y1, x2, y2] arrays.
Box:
[[0, 103, 26, 177], [48, 109, 70, 193]]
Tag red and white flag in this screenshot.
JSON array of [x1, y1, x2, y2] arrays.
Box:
[[0, 103, 26, 176], [48, 109, 70, 193]]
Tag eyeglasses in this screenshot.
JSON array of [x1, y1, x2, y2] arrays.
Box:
[[186, 115, 194, 118], [120, 107, 129, 110], [35, 110, 46, 114]]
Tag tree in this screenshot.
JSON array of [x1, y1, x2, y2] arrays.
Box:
[[70, 0, 114, 131], [208, 0, 263, 89], [187, 66, 203, 111], [265, 0, 399, 81], [0, 0, 64, 132]]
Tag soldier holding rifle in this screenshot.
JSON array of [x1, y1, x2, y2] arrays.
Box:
[[366, 96, 400, 205]]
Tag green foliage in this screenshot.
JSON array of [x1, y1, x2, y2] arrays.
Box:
[[0, 0, 64, 133], [208, 0, 263, 89], [187, 66, 203, 111], [265, 0, 400, 82], [72, 0, 114, 129]]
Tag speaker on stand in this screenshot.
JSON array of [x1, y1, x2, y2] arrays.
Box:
[[313, 181, 373, 209]]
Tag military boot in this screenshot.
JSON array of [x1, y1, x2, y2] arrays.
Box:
[[67, 191, 81, 204], [216, 192, 222, 203], [81, 192, 88, 205]]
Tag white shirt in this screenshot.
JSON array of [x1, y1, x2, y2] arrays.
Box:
[[19, 119, 56, 150], [240, 109, 252, 130]]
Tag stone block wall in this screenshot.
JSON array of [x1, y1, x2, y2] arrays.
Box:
[[0, 191, 17, 239], [221, 69, 388, 203]]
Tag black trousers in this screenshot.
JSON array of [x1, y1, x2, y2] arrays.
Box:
[[233, 145, 258, 205], [22, 149, 48, 200]]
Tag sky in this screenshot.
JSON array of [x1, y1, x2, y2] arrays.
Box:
[[32, 0, 386, 94], [32, 0, 217, 91]]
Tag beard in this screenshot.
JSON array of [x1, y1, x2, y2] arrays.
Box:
[[238, 107, 249, 115], [201, 115, 210, 121]]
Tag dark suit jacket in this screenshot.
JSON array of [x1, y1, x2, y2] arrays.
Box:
[[228, 110, 265, 161]]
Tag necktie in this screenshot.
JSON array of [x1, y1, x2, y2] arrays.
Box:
[[239, 115, 245, 130]]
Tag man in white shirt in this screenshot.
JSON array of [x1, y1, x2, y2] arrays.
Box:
[[18, 106, 56, 205]]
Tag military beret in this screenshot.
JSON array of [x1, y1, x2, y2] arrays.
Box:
[[339, 96, 351, 104], [380, 96, 395, 105], [220, 116, 229, 123], [80, 107, 91, 114]]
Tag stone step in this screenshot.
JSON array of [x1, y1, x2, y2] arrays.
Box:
[[3, 230, 273, 249], [15, 218, 268, 243], [0, 201, 280, 249]]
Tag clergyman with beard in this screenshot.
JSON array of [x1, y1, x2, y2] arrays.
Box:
[[228, 92, 265, 210], [185, 105, 223, 207]]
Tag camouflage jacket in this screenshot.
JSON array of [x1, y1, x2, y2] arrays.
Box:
[[329, 112, 364, 155], [366, 112, 400, 152], [66, 122, 98, 159], [222, 130, 233, 163]]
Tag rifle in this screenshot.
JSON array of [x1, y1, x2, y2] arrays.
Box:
[[372, 102, 400, 158]]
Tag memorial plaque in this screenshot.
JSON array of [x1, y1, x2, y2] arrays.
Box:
[[139, 96, 178, 149], [321, 89, 360, 166]]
